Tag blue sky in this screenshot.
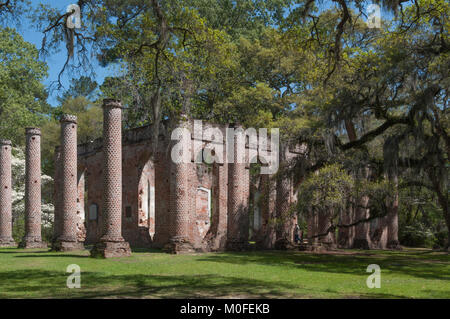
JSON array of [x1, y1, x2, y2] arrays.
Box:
[[18, 0, 115, 106]]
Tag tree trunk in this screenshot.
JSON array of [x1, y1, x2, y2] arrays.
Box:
[[386, 173, 401, 249]]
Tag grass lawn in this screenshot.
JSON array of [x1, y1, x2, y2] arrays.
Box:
[[0, 247, 448, 298]]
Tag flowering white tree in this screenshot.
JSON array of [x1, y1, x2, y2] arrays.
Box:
[[11, 147, 54, 241]]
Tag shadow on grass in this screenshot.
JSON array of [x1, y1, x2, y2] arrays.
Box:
[[131, 247, 162, 253], [0, 250, 50, 254], [0, 269, 306, 299], [1, 268, 432, 299], [14, 254, 90, 258], [196, 250, 450, 282]]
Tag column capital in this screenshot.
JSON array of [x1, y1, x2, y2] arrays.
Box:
[[25, 127, 41, 136], [0, 139, 12, 146], [102, 98, 122, 109], [60, 114, 78, 124]]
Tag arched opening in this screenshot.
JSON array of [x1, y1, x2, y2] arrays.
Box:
[[138, 159, 155, 240], [76, 169, 87, 243], [196, 186, 212, 239]]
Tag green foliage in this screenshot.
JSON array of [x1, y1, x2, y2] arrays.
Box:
[[41, 95, 103, 176], [400, 223, 438, 248], [297, 164, 353, 215], [0, 27, 49, 145]]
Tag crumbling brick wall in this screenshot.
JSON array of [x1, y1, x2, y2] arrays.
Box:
[[74, 120, 288, 251]]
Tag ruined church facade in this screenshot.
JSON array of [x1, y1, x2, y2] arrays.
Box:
[[51, 99, 303, 254], [0, 99, 398, 256]]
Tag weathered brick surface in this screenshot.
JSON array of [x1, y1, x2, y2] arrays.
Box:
[[254, 174, 275, 249], [203, 163, 228, 251], [20, 128, 47, 248], [152, 146, 171, 247], [274, 144, 296, 250], [75, 117, 295, 253], [53, 115, 84, 251], [164, 116, 195, 253], [226, 125, 249, 251], [90, 100, 131, 258], [0, 140, 16, 247]]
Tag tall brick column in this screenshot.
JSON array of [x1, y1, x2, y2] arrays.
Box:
[[204, 162, 228, 251], [165, 115, 195, 254], [275, 144, 294, 250], [0, 140, 16, 247], [53, 115, 83, 251], [226, 124, 249, 251], [20, 128, 46, 248], [91, 99, 131, 258], [255, 173, 272, 248]]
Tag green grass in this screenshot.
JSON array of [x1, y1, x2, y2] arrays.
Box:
[[0, 247, 448, 298]]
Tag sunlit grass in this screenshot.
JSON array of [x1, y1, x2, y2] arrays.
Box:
[[0, 247, 448, 298]]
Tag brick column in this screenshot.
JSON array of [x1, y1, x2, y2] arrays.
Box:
[[165, 115, 195, 254], [152, 148, 171, 247], [226, 124, 249, 251], [91, 99, 131, 258], [255, 173, 272, 248], [20, 128, 46, 248], [204, 162, 228, 251], [0, 140, 16, 247], [53, 115, 83, 251], [274, 144, 294, 250]]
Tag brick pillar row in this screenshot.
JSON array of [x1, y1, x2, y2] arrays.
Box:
[[53, 115, 84, 251], [20, 128, 46, 248], [0, 140, 16, 247], [91, 99, 131, 258]]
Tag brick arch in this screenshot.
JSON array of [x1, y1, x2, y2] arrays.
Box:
[[76, 163, 87, 244], [136, 151, 155, 245]]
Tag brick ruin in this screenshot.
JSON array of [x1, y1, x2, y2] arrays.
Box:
[[0, 99, 398, 257], [70, 100, 303, 255]]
